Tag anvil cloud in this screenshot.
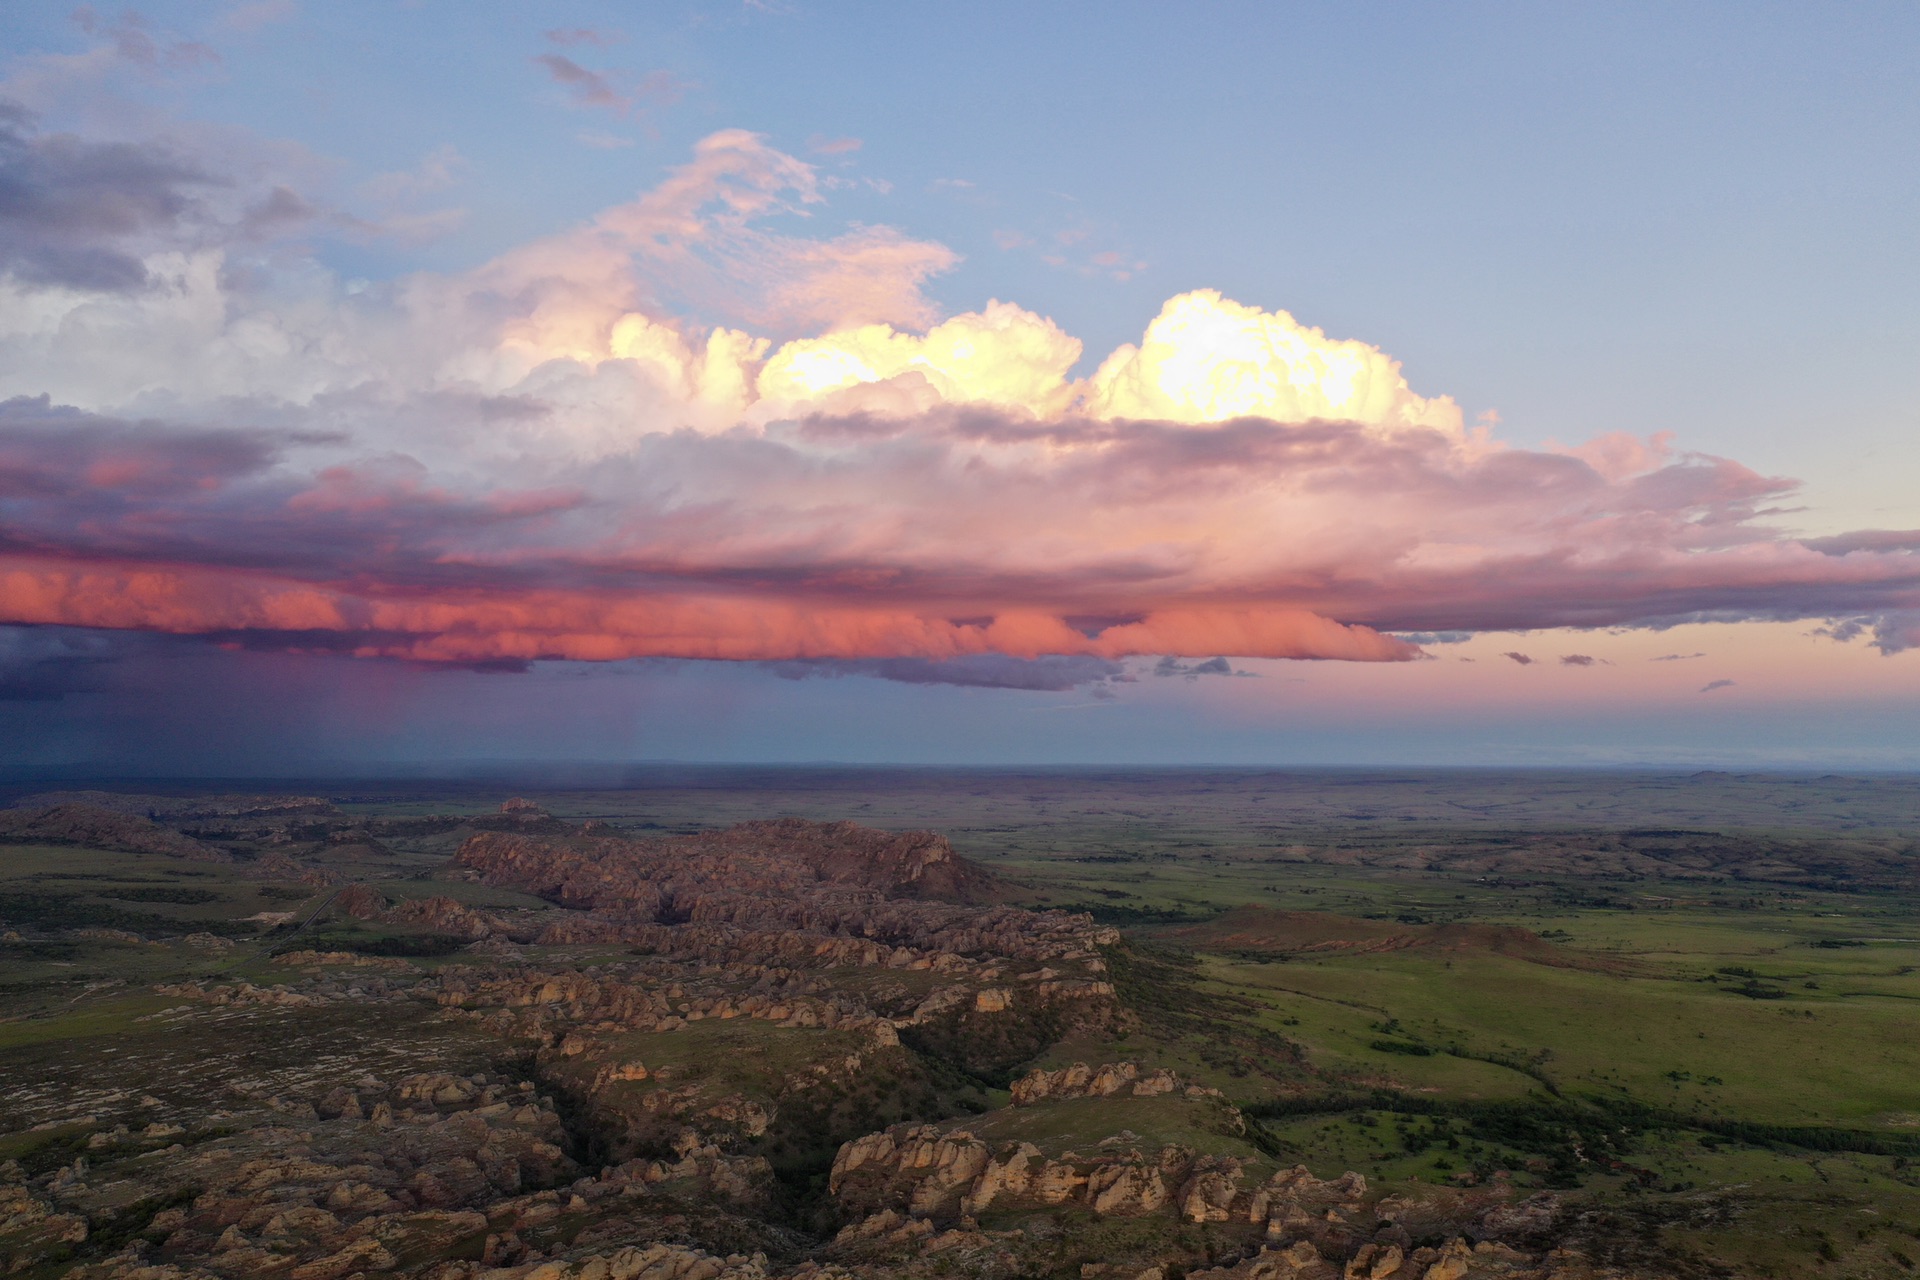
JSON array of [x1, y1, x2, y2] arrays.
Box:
[[3, 125, 1919, 674]]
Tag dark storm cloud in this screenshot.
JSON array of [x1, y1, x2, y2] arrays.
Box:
[[1803, 530, 1920, 556], [0, 627, 122, 701], [0, 101, 222, 291], [0, 395, 587, 583], [768, 654, 1125, 691], [0, 395, 289, 498], [1152, 656, 1245, 679]]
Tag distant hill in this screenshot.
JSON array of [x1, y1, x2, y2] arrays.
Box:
[[13, 790, 336, 820], [0, 803, 230, 860]]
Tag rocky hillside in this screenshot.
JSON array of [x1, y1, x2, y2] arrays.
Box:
[[0, 802, 228, 860], [1, 807, 1690, 1280]]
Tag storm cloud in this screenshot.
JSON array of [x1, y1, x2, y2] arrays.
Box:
[[0, 101, 219, 291]]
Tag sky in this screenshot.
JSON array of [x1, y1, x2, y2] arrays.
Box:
[[1, 0, 1919, 773]]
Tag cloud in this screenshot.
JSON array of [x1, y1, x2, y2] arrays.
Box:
[[70, 8, 219, 72], [1652, 651, 1705, 661], [0, 626, 121, 701], [1152, 656, 1252, 679], [1700, 679, 1735, 693], [533, 53, 627, 113], [1502, 652, 1535, 666], [532, 55, 691, 117], [545, 27, 622, 47], [771, 653, 1123, 691], [1816, 612, 1920, 656], [1803, 530, 1920, 556], [0, 101, 223, 291], [1560, 654, 1600, 666], [1081, 291, 1461, 432], [459, 128, 957, 341], [807, 135, 862, 156], [1, 128, 1919, 680], [218, 1, 297, 33]]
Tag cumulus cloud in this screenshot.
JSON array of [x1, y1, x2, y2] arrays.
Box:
[[1081, 291, 1462, 433], [1560, 654, 1599, 666], [0, 127, 1918, 679]]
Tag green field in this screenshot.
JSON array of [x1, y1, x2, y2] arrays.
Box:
[[4, 768, 1920, 1277]]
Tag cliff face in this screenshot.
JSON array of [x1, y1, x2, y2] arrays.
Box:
[[824, 1119, 1589, 1280], [829, 1123, 1259, 1222]]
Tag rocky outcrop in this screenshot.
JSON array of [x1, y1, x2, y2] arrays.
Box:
[[431, 823, 1121, 1089], [1186, 1236, 1611, 1280], [0, 803, 228, 860], [829, 1124, 1249, 1223], [19, 1070, 579, 1279], [13, 791, 336, 820], [1008, 1061, 1182, 1105], [453, 825, 1115, 976]]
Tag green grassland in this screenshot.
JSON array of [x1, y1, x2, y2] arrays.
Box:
[[4, 768, 1920, 1277]]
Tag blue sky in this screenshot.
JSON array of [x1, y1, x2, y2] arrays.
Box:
[[2, 1, 1918, 771]]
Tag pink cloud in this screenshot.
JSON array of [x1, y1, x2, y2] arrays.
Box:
[[5, 390, 1920, 668], [4, 130, 1920, 677]]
